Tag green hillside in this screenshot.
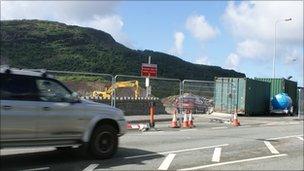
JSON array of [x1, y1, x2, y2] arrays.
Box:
[[0, 20, 245, 80]]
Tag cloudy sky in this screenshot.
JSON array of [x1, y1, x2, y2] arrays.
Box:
[[1, 1, 303, 85]]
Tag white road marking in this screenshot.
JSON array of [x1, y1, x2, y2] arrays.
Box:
[[124, 144, 229, 159], [297, 137, 304, 141], [142, 131, 165, 134], [21, 167, 50, 171], [83, 164, 99, 171], [211, 148, 222, 162], [211, 127, 227, 130], [179, 129, 198, 132], [158, 153, 176, 170], [266, 134, 303, 140], [264, 141, 279, 154], [179, 154, 287, 170]]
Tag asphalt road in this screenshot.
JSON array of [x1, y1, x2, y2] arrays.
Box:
[[1, 117, 303, 171]]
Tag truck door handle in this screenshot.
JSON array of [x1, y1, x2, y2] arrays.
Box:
[[43, 106, 51, 111], [1, 105, 12, 110]]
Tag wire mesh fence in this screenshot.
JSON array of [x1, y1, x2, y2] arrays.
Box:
[[181, 80, 215, 114], [43, 70, 114, 106], [27, 69, 240, 116], [114, 75, 181, 116]]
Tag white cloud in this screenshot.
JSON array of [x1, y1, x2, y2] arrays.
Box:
[[186, 14, 219, 42], [195, 56, 211, 65], [223, 1, 303, 76], [236, 39, 270, 59], [0, 1, 132, 47], [284, 49, 299, 65], [81, 15, 132, 47], [223, 1, 303, 44], [225, 53, 240, 70], [1, 1, 119, 21], [170, 32, 185, 56]]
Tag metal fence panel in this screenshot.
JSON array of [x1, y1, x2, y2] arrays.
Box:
[[182, 80, 215, 114], [114, 75, 181, 116]]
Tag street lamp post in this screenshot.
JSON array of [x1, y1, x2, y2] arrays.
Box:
[[273, 18, 292, 78]]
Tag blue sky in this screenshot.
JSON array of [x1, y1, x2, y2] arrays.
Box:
[[1, 1, 303, 86]]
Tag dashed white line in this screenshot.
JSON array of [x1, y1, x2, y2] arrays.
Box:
[[142, 131, 165, 134], [124, 144, 229, 159], [211, 127, 227, 130], [158, 153, 176, 170], [83, 164, 99, 171], [266, 134, 303, 140], [21, 167, 50, 171], [211, 148, 222, 162], [264, 141, 279, 154], [179, 154, 288, 170], [297, 137, 304, 141], [179, 129, 198, 132]]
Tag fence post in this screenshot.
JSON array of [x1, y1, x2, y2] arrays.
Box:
[[113, 75, 118, 107], [179, 80, 184, 125]]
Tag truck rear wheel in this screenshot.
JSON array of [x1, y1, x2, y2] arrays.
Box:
[[89, 125, 118, 159]]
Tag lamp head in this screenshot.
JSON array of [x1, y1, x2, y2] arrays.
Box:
[[285, 18, 292, 21]]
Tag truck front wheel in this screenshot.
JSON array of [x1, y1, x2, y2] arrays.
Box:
[[89, 125, 118, 159]]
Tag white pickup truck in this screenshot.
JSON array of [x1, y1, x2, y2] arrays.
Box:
[[0, 67, 127, 159]]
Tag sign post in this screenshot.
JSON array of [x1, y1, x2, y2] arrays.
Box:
[[141, 56, 157, 97]]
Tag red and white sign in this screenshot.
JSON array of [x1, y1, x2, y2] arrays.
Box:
[[141, 63, 157, 77]]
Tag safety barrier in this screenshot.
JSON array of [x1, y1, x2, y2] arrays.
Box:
[[27, 69, 238, 119], [114, 74, 182, 116]]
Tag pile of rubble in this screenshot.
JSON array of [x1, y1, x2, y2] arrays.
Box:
[[161, 93, 214, 114]]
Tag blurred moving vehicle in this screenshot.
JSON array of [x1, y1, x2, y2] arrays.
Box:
[[0, 66, 126, 159], [92, 80, 140, 99]]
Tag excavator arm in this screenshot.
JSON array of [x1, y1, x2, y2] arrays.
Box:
[[92, 80, 140, 98]]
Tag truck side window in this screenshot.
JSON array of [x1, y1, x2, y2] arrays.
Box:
[[0, 74, 39, 101], [36, 79, 72, 102]]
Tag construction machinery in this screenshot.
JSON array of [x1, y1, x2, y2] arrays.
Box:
[[93, 80, 140, 99]]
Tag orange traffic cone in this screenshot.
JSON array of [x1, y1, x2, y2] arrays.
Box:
[[232, 113, 240, 126], [188, 110, 195, 128], [183, 111, 189, 128], [170, 110, 180, 128]]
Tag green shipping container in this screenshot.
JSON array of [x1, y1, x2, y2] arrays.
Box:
[[214, 77, 270, 116], [254, 78, 298, 113]]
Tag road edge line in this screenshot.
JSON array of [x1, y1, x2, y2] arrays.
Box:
[[266, 134, 303, 140], [179, 154, 287, 171], [124, 144, 229, 159]]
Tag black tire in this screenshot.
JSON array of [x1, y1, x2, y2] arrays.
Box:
[[89, 125, 118, 159]]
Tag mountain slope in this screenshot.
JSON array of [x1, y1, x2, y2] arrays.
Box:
[[0, 20, 245, 80]]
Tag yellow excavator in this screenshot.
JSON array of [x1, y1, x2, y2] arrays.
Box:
[[92, 80, 140, 99]]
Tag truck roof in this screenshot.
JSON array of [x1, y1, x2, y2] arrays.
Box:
[[0, 66, 51, 78]]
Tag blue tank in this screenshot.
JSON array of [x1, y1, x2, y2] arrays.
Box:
[[271, 93, 292, 110]]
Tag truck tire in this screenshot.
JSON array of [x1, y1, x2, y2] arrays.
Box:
[[89, 125, 118, 159]]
